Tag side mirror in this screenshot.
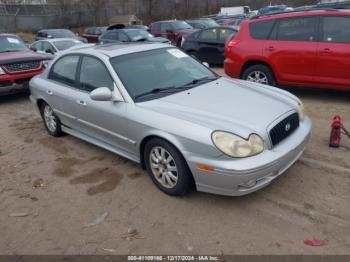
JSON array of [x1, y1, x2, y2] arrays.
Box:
[[90, 87, 113, 101], [203, 62, 210, 68], [31, 46, 37, 52], [45, 49, 54, 54]]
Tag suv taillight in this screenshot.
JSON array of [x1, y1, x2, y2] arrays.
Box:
[[228, 39, 240, 48]]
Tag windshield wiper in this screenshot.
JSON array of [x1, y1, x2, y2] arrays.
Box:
[[134, 85, 192, 100], [181, 76, 219, 88], [134, 76, 219, 100]]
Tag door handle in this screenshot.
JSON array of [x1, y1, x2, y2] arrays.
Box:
[[266, 46, 275, 51], [76, 100, 87, 106], [321, 48, 332, 54], [46, 90, 53, 96]]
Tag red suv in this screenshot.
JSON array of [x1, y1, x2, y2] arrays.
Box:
[[0, 34, 50, 95], [150, 20, 197, 46], [224, 10, 350, 91]]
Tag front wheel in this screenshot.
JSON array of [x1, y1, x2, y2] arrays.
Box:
[[242, 64, 276, 86], [144, 138, 193, 196]]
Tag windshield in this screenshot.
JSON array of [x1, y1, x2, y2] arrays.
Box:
[[172, 21, 193, 30], [202, 19, 219, 27], [50, 30, 76, 38], [54, 39, 82, 50], [110, 48, 217, 102], [126, 30, 153, 41], [0, 36, 29, 53]]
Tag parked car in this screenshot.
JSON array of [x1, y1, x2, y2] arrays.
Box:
[[0, 34, 51, 95], [258, 5, 292, 16], [149, 20, 197, 46], [182, 26, 238, 64], [36, 29, 88, 43], [82, 27, 107, 43], [29, 43, 311, 196], [98, 29, 170, 44], [30, 38, 88, 56], [185, 18, 219, 29], [224, 9, 350, 91]]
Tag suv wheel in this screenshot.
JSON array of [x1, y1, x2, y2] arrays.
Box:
[[40, 102, 63, 137], [144, 138, 193, 196], [242, 64, 276, 86]]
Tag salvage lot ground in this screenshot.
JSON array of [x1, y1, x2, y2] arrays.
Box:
[[0, 68, 349, 255]]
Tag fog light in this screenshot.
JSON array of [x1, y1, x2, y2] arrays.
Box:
[[240, 179, 257, 188]]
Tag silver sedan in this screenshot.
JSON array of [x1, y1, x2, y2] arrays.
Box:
[[29, 43, 312, 196]]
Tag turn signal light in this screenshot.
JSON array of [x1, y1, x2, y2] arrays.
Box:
[[196, 164, 214, 173]]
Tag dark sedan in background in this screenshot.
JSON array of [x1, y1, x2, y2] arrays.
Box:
[[181, 26, 237, 64], [98, 29, 170, 44]]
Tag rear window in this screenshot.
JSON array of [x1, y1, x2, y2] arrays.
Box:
[[249, 20, 275, 40]]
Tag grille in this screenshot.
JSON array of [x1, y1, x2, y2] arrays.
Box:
[[3, 61, 41, 73], [269, 112, 300, 147]]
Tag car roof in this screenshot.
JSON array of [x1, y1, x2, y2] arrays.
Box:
[[151, 20, 185, 24], [68, 42, 170, 58], [39, 28, 72, 32], [250, 9, 350, 21]]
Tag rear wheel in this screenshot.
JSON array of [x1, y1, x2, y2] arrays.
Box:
[[40, 102, 63, 137], [144, 138, 193, 196], [242, 64, 276, 86]]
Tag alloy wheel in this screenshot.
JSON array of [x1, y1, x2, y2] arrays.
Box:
[[149, 146, 178, 189], [246, 70, 269, 85]]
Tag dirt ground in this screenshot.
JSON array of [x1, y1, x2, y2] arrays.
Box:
[[0, 68, 349, 255]]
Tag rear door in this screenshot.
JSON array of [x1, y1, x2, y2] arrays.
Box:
[[196, 28, 220, 63], [263, 16, 318, 85], [47, 55, 81, 129], [315, 16, 350, 89]]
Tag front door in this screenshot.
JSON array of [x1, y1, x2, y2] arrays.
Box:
[[74, 55, 134, 155]]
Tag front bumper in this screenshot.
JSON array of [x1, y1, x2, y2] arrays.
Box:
[[0, 69, 44, 96], [185, 117, 312, 196]]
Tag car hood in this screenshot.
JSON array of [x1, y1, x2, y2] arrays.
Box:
[[138, 77, 299, 138], [0, 50, 51, 64]]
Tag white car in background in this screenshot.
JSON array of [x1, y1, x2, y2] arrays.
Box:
[[30, 38, 94, 56]]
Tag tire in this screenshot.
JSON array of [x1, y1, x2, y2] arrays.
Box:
[[144, 138, 193, 196], [242, 64, 276, 86], [40, 102, 63, 137], [188, 50, 198, 59]]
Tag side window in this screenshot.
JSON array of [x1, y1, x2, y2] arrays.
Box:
[[160, 23, 172, 33], [277, 17, 317, 42], [79, 56, 114, 92], [218, 29, 236, 43], [250, 20, 275, 40], [49, 55, 80, 86], [43, 42, 56, 54], [199, 28, 218, 41], [32, 41, 43, 51], [118, 32, 129, 42], [322, 16, 350, 43], [104, 32, 118, 40], [152, 23, 160, 31]]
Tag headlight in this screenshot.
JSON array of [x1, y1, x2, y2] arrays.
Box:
[[0, 66, 6, 75], [298, 101, 305, 122], [212, 131, 264, 158]]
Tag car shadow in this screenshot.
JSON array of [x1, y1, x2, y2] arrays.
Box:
[[0, 92, 30, 104], [283, 87, 350, 102]]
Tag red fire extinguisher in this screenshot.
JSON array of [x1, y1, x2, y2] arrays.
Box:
[[329, 116, 350, 148], [330, 116, 342, 147]]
